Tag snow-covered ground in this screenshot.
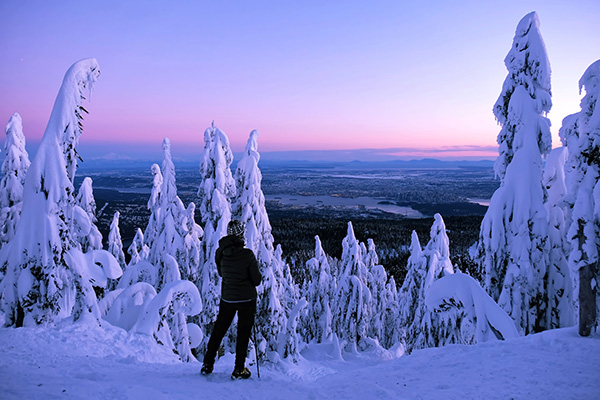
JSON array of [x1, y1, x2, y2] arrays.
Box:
[[1, 323, 598, 400]]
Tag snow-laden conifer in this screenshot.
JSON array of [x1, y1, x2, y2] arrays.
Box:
[[560, 60, 600, 336], [75, 177, 103, 252], [106, 211, 127, 291], [0, 59, 101, 326], [231, 130, 287, 358], [181, 202, 203, 282], [334, 222, 372, 350], [418, 217, 460, 349], [127, 228, 148, 268], [0, 113, 30, 244], [425, 273, 519, 343], [255, 244, 297, 360], [277, 298, 307, 362], [196, 122, 235, 352], [367, 263, 389, 345], [143, 163, 163, 257], [401, 215, 459, 352], [145, 138, 194, 289], [107, 211, 126, 272], [398, 231, 427, 342], [233, 130, 274, 257], [478, 12, 552, 334], [381, 276, 400, 349], [492, 12, 552, 181], [542, 148, 575, 328], [301, 236, 335, 343]]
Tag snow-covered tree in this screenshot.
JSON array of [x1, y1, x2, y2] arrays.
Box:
[[542, 147, 575, 328], [401, 215, 459, 352], [76, 177, 103, 252], [132, 280, 202, 362], [0, 59, 101, 326], [301, 236, 335, 343], [277, 298, 307, 362], [232, 130, 274, 258], [380, 276, 400, 349], [424, 214, 454, 289], [181, 202, 203, 282], [334, 222, 372, 350], [398, 230, 427, 350], [196, 122, 235, 352], [478, 12, 552, 334], [560, 60, 600, 336], [143, 163, 163, 256], [128, 228, 148, 267], [145, 138, 192, 290], [107, 211, 126, 272], [367, 262, 389, 345], [0, 113, 30, 244], [231, 130, 288, 358], [425, 273, 519, 343]]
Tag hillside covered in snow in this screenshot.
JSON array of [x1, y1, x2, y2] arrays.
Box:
[[1, 323, 599, 400]]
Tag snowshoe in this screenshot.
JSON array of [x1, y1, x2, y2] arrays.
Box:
[[231, 367, 251, 380], [200, 364, 213, 375]]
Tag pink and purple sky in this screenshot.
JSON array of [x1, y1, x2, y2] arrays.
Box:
[[1, 1, 598, 161]]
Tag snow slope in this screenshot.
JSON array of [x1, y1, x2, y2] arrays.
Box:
[[0, 324, 598, 399]]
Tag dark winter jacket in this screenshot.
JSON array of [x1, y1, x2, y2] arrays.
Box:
[[215, 235, 262, 302]]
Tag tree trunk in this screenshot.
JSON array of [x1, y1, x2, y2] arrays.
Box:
[[579, 261, 597, 336]]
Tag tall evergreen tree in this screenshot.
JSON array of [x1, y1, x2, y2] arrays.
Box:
[[334, 222, 372, 350], [145, 138, 191, 290], [143, 163, 163, 257], [0, 59, 101, 326], [196, 122, 235, 352], [400, 215, 459, 352], [0, 113, 30, 244], [398, 230, 427, 352], [232, 130, 274, 258], [560, 60, 600, 336], [301, 235, 335, 343], [478, 12, 552, 334]]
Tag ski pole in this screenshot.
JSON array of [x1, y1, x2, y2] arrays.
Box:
[[253, 323, 260, 378]]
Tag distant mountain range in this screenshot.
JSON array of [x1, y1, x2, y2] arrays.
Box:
[[75, 155, 494, 171]]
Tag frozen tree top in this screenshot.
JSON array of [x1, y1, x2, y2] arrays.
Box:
[[505, 11, 551, 92], [579, 59, 600, 94], [4, 113, 26, 151], [245, 130, 259, 156]]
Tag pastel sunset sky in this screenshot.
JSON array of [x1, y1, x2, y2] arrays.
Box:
[[1, 1, 598, 161]]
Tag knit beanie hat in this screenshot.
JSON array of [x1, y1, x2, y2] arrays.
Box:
[[227, 220, 245, 238]]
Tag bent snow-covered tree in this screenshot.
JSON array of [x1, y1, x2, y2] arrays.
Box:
[[560, 60, 600, 336], [425, 273, 519, 343], [0, 58, 101, 326], [0, 113, 31, 244], [478, 12, 552, 334]]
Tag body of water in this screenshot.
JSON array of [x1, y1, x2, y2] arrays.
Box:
[[265, 194, 424, 218]]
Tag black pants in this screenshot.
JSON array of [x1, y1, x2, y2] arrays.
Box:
[[204, 299, 256, 370]]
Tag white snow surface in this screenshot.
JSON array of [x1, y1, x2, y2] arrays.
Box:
[[0, 323, 598, 399]]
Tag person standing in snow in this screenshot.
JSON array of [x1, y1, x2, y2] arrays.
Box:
[[201, 220, 262, 379]]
